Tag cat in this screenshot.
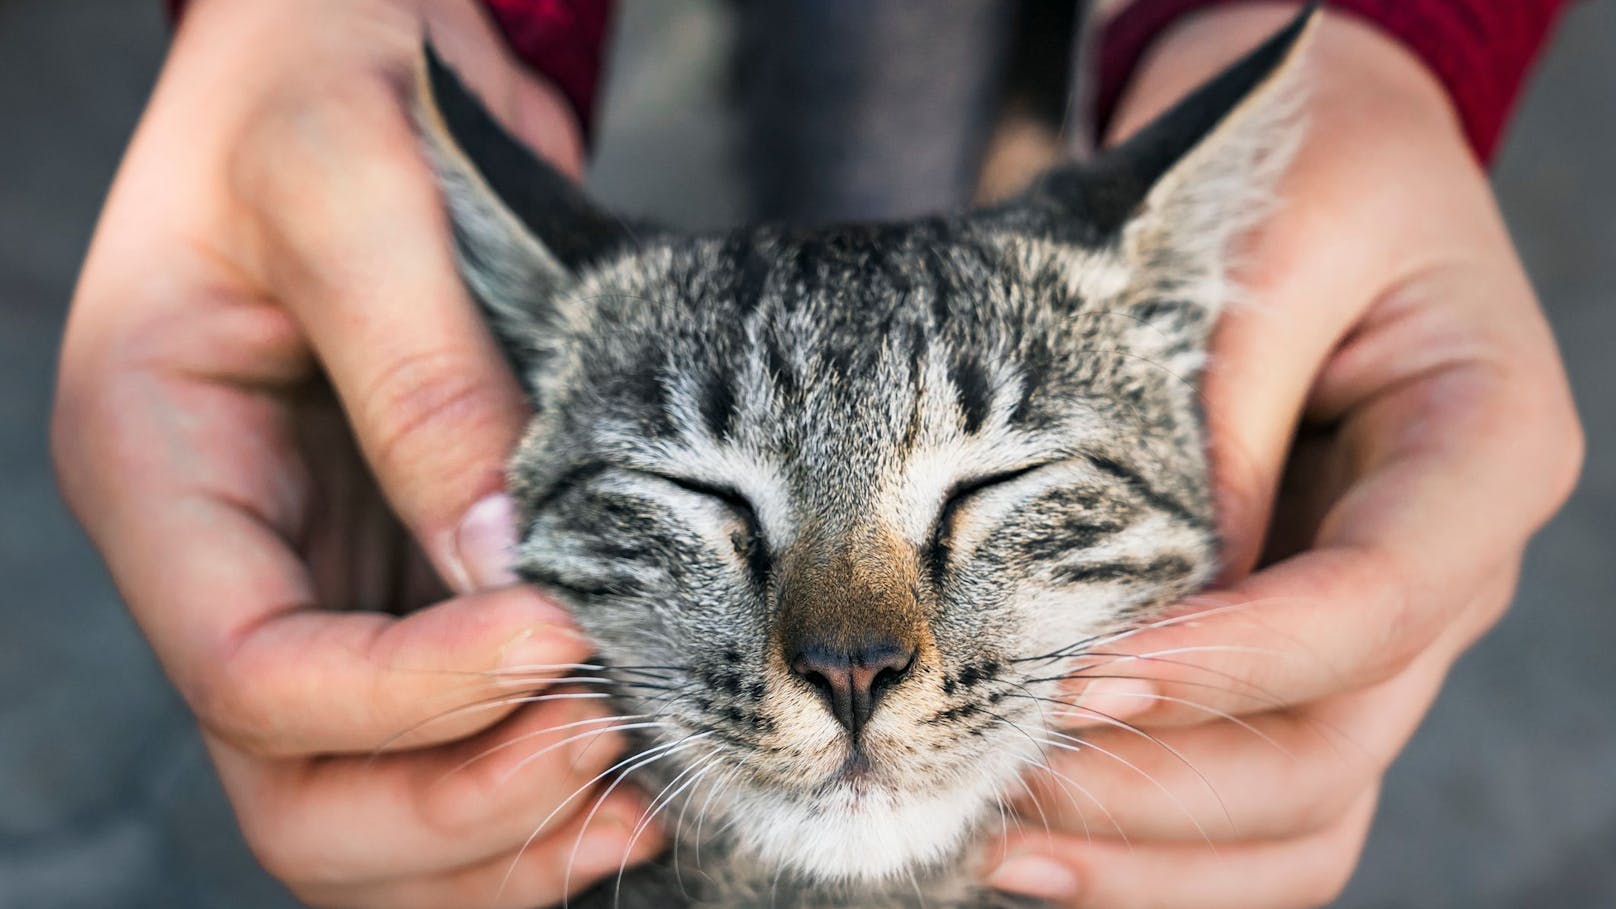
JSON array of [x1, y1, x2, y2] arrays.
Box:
[[412, 6, 1313, 907]]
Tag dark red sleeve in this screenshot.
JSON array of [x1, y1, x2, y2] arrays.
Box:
[[1095, 0, 1570, 163], [164, 0, 613, 138], [477, 0, 612, 138]]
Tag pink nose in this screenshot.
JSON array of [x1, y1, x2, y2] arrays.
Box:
[[788, 641, 917, 737]]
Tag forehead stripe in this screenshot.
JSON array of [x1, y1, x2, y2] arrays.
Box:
[[1086, 454, 1208, 530], [700, 367, 738, 441], [948, 353, 994, 436]]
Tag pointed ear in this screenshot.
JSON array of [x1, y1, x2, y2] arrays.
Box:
[[1100, 3, 1314, 296], [413, 42, 632, 377], [1006, 4, 1316, 310]]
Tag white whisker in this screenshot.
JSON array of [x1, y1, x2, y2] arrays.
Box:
[[1030, 733, 1219, 849], [491, 720, 674, 786], [368, 690, 617, 759], [431, 714, 652, 786], [1048, 692, 1292, 758], [499, 733, 706, 901], [615, 753, 724, 907], [559, 733, 715, 900]]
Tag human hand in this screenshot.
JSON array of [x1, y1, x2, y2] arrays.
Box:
[[984, 7, 1582, 907], [52, 1, 661, 906]]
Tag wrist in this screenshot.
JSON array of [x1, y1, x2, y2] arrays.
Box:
[[1108, 5, 1461, 150], [163, 0, 588, 179]]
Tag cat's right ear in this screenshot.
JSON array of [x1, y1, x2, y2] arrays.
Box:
[[413, 42, 631, 378]]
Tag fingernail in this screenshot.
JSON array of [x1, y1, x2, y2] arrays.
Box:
[[987, 853, 1082, 901], [498, 619, 589, 673], [454, 492, 520, 591], [1064, 676, 1156, 728]]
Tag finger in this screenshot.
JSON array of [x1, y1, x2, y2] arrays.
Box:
[[1106, 6, 1502, 579], [419, 0, 587, 179], [1057, 344, 1557, 724], [55, 360, 580, 757], [298, 787, 662, 909], [1206, 111, 1579, 583], [1020, 584, 1480, 845], [233, 81, 531, 591], [218, 692, 659, 885], [206, 570, 591, 756], [1303, 284, 1582, 568], [117, 491, 583, 755], [988, 789, 1378, 909]]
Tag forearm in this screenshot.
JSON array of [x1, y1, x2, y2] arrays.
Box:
[[1107, 4, 1463, 152], [1098, 0, 1570, 162]]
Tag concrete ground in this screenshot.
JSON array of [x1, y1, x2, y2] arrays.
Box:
[[2, 1, 1612, 906]]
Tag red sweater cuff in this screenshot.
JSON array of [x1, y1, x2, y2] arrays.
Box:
[[1095, 0, 1569, 163], [165, 0, 612, 139], [478, 0, 612, 141]]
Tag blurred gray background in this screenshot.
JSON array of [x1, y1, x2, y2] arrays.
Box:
[[2, 1, 1612, 906]]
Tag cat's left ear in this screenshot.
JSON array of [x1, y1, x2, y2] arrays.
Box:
[[1005, 3, 1316, 311], [413, 43, 635, 381]]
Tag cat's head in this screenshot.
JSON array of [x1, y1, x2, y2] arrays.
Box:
[[416, 8, 1310, 884]]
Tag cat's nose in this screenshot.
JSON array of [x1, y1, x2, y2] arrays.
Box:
[[788, 641, 917, 737]]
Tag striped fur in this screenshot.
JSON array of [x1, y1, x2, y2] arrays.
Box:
[[416, 8, 1314, 907]]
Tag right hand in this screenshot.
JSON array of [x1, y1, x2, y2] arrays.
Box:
[[52, 1, 662, 905]]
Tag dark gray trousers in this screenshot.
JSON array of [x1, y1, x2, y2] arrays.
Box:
[[733, 0, 1090, 224]]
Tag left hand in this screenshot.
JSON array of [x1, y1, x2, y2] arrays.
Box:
[[51, 3, 658, 905], [983, 8, 1582, 907]]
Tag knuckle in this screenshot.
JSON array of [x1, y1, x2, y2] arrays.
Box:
[[1356, 546, 1428, 676], [235, 801, 309, 885], [243, 813, 354, 894], [48, 383, 93, 512], [1507, 367, 1584, 526], [1298, 871, 1353, 909], [48, 364, 138, 524], [1546, 397, 1586, 511], [236, 74, 399, 187], [190, 644, 288, 756], [413, 724, 565, 841], [1289, 770, 1374, 840], [232, 75, 429, 255], [1296, 797, 1378, 907], [360, 347, 501, 483], [1304, 847, 1364, 908], [409, 714, 514, 839], [413, 760, 493, 839], [416, 709, 611, 839], [189, 665, 258, 744]]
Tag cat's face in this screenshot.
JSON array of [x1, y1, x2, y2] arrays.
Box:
[[416, 8, 1307, 884], [503, 224, 1218, 876]]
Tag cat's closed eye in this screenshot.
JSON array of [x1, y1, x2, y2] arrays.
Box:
[[928, 460, 1055, 576], [638, 471, 770, 582]]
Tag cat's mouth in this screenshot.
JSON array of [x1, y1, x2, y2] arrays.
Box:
[[725, 746, 1022, 882], [835, 750, 875, 782], [824, 754, 884, 810], [793, 729, 919, 800]]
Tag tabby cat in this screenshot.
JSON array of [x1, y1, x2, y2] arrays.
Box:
[[414, 7, 1313, 907]]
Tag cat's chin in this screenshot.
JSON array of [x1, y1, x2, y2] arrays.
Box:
[[729, 769, 1009, 882]]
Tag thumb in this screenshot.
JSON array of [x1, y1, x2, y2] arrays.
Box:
[[236, 80, 534, 591]]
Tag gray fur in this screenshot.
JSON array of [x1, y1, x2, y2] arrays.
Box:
[[414, 8, 1313, 907]]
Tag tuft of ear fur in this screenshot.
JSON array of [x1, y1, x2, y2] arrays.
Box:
[[413, 43, 634, 383], [1105, 4, 1313, 312], [998, 3, 1316, 325]]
